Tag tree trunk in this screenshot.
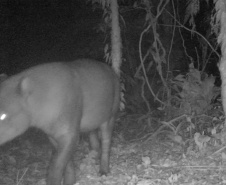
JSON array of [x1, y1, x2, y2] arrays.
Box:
[[110, 0, 122, 77], [216, 0, 226, 125]]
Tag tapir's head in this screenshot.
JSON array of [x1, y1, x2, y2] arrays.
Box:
[[0, 76, 31, 145]]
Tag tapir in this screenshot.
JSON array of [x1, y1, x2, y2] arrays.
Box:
[[0, 59, 120, 185]]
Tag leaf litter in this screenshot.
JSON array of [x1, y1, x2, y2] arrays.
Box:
[[0, 112, 226, 185]]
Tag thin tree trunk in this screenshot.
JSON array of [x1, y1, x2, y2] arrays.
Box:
[[110, 0, 122, 77], [216, 0, 226, 125]]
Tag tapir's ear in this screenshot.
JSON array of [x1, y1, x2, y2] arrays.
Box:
[[19, 77, 34, 97]]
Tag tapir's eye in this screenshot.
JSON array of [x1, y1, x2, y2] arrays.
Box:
[[0, 113, 7, 121]]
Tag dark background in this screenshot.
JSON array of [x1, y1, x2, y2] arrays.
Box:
[[0, 0, 105, 75]]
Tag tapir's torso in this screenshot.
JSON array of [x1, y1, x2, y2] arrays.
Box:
[[0, 59, 120, 144]]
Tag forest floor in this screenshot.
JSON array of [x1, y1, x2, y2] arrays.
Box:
[[0, 110, 226, 185]]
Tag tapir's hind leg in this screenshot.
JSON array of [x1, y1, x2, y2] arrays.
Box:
[[99, 116, 115, 175]]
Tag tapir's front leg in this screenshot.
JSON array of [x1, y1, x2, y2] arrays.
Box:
[[63, 158, 76, 185], [47, 127, 78, 185]]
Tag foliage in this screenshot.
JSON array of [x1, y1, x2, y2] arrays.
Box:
[[91, 0, 221, 120], [124, 0, 220, 120], [171, 63, 220, 115], [184, 0, 200, 29]]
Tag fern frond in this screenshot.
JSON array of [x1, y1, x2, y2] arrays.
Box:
[[184, 0, 200, 28]]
